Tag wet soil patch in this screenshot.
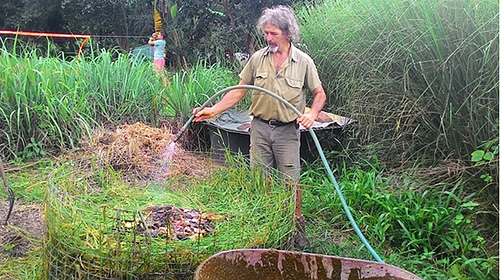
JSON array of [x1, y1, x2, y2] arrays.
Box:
[[0, 200, 44, 264]]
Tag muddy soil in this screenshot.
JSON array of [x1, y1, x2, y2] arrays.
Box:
[[0, 200, 44, 264]]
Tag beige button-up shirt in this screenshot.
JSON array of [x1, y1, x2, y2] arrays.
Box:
[[239, 44, 322, 123]]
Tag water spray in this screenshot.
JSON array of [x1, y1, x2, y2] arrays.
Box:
[[173, 85, 384, 263]]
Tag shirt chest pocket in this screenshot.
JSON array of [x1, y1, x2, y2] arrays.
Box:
[[284, 76, 303, 90], [283, 76, 304, 101], [253, 72, 269, 89]]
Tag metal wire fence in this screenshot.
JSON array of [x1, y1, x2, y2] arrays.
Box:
[[43, 155, 296, 279]]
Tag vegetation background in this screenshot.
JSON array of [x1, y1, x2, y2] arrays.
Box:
[[0, 0, 498, 279]]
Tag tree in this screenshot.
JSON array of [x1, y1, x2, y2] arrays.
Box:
[[60, 0, 152, 51], [0, 0, 63, 32], [1, 0, 306, 67]]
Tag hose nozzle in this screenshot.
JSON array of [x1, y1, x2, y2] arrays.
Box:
[[173, 127, 186, 143], [172, 114, 196, 143]]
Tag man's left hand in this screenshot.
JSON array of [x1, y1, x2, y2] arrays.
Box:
[[297, 113, 316, 129]]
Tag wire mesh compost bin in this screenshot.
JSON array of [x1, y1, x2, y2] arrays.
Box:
[[43, 157, 297, 279], [204, 109, 356, 163]]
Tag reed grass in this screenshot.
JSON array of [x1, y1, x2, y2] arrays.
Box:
[[298, 0, 499, 167], [161, 61, 237, 123], [298, 5, 498, 276], [0, 49, 91, 156], [0, 40, 237, 161], [77, 49, 159, 125]]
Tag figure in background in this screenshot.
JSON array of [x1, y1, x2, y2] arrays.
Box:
[[148, 31, 167, 85]]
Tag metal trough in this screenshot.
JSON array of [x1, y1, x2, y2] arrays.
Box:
[[194, 249, 423, 280]]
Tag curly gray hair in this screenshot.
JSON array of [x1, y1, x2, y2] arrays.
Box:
[[257, 5, 300, 43]]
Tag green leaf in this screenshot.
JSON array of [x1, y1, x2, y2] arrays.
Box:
[[483, 152, 494, 161], [453, 213, 464, 224], [462, 201, 479, 210], [480, 174, 492, 183], [471, 150, 485, 162], [449, 263, 465, 279], [170, 4, 178, 20]]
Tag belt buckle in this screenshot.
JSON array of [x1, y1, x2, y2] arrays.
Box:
[[268, 119, 279, 127]]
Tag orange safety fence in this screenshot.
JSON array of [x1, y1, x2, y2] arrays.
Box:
[[0, 30, 91, 57]]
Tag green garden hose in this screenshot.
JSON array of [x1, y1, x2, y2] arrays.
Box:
[[173, 85, 384, 263]]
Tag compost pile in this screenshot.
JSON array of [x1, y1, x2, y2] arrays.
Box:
[[137, 205, 225, 240], [88, 122, 215, 180]]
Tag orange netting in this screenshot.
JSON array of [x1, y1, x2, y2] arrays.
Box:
[[0, 30, 90, 58]]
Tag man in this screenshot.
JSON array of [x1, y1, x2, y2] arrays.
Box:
[[193, 5, 326, 184]]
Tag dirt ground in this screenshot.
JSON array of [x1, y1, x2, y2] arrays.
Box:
[[0, 200, 44, 264]]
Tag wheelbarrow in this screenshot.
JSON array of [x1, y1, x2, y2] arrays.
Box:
[[194, 249, 423, 280]]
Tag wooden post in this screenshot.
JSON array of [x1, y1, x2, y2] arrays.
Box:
[[0, 157, 15, 225], [295, 183, 302, 221]]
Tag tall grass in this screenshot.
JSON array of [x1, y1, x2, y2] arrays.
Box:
[[298, 0, 498, 167], [298, 2, 498, 256], [161, 61, 238, 123], [0, 43, 96, 158], [77, 49, 159, 125], [0, 40, 237, 161]]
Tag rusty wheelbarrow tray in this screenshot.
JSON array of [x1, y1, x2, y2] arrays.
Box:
[[194, 249, 423, 280]]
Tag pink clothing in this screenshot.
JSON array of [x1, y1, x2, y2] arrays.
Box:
[[154, 58, 165, 73]]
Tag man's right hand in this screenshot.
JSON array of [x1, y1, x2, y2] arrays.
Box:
[[192, 79, 249, 123], [192, 107, 216, 122]]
